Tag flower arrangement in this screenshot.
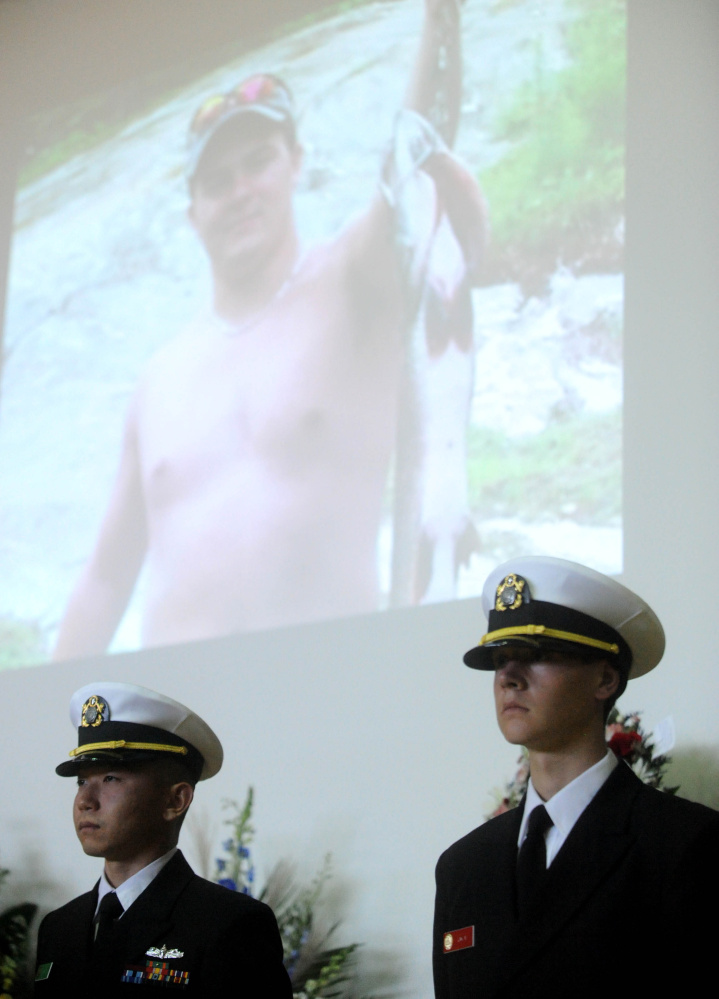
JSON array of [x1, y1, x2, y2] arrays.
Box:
[[605, 709, 678, 791], [485, 708, 678, 820], [213, 790, 256, 896], [213, 789, 363, 999], [0, 868, 37, 999]]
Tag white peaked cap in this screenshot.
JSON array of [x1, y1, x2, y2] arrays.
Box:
[[465, 556, 665, 678], [58, 681, 223, 780]]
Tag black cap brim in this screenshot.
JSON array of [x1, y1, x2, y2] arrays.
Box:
[[464, 634, 614, 670], [55, 748, 171, 777]]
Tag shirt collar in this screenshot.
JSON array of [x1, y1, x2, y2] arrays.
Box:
[[95, 847, 178, 917], [518, 750, 618, 847]]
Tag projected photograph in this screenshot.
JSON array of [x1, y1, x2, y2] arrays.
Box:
[[0, 0, 625, 664]]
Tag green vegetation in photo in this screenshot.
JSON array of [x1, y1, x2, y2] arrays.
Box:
[[19, 102, 122, 188], [480, 0, 626, 284], [467, 407, 621, 525], [0, 616, 48, 670]]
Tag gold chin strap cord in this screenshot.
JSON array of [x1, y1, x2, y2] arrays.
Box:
[[479, 624, 619, 655], [69, 741, 189, 758]]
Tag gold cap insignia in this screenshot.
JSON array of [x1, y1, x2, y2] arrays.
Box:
[[81, 695, 108, 728], [443, 933, 453, 952], [495, 573, 527, 612]]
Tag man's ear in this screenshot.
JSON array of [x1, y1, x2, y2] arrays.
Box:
[[595, 661, 621, 704], [163, 782, 194, 823]]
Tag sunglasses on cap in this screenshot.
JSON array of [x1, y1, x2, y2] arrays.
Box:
[[189, 74, 294, 140]]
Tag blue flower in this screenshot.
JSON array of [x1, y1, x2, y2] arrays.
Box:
[[247, 866, 255, 883], [241, 885, 253, 897], [216, 859, 226, 872], [238, 845, 250, 858], [218, 877, 237, 891], [222, 839, 234, 852]]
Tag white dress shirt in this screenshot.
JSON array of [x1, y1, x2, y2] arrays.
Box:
[[518, 751, 618, 867], [94, 846, 178, 919]]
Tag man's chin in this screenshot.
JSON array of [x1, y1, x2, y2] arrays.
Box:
[[216, 239, 274, 280], [79, 846, 106, 859], [76, 832, 106, 857], [497, 716, 532, 747]]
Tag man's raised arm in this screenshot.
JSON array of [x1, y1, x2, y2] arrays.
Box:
[[405, 0, 463, 146], [341, 0, 466, 302]]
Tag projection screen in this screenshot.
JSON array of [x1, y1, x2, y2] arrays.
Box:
[[0, 0, 625, 665]]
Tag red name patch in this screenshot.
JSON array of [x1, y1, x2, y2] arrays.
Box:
[[443, 925, 475, 953]]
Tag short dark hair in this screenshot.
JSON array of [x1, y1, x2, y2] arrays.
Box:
[[142, 758, 197, 833], [603, 665, 629, 721], [146, 756, 198, 789], [571, 648, 627, 722]]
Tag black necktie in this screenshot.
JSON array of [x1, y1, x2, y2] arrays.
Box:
[[94, 891, 124, 949], [516, 804, 553, 914]]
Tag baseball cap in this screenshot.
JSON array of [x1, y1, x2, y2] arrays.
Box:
[[187, 73, 295, 182]]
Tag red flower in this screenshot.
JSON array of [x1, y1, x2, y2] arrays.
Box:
[[608, 730, 642, 758]]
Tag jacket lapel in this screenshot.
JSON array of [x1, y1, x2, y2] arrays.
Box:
[[468, 802, 524, 992], [73, 884, 99, 947], [44, 883, 98, 982], [478, 801, 523, 932], [119, 850, 195, 962]]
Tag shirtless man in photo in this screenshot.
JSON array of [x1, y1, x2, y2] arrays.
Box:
[[54, 0, 478, 657]]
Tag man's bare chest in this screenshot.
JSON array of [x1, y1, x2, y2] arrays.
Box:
[[135, 307, 400, 504]]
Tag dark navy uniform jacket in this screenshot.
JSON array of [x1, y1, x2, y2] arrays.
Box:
[[35, 850, 292, 997], [433, 762, 719, 998]]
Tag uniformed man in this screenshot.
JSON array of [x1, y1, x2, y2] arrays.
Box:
[[35, 681, 292, 997], [433, 556, 719, 998]]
